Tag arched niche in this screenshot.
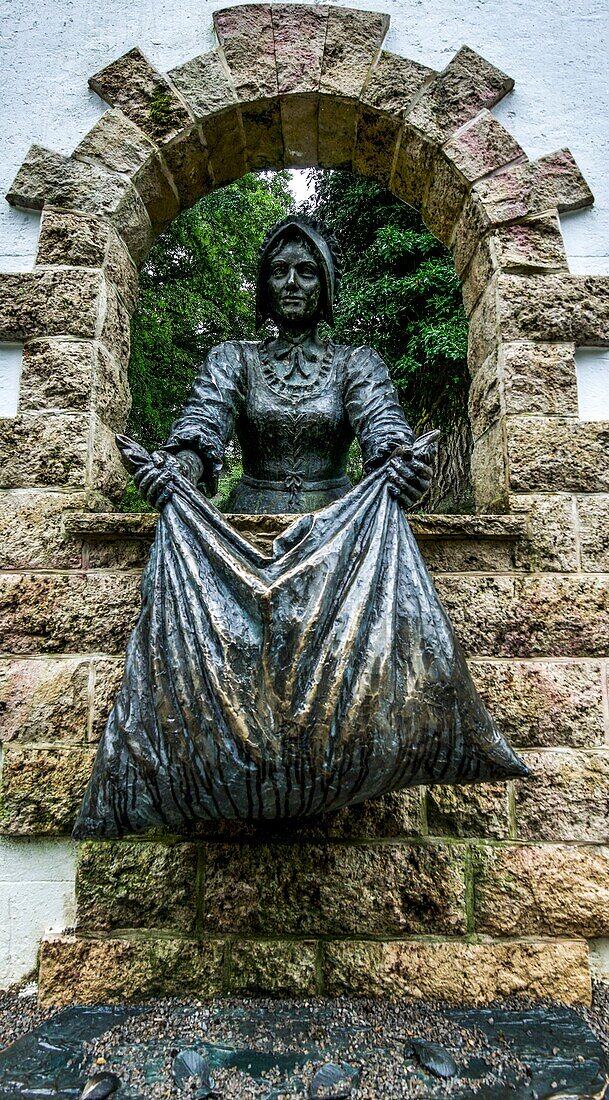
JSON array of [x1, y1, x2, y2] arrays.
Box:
[[0, 1, 604, 521]]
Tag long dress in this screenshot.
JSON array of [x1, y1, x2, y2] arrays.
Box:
[[73, 340, 527, 839]]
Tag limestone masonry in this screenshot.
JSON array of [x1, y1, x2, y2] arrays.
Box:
[[0, 1, 608, 1002]]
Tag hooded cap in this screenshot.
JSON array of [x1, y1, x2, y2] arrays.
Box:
[[256, 216, 341, 329]]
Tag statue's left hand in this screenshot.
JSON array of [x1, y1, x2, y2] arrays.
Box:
[[386, 430, 440, 507]]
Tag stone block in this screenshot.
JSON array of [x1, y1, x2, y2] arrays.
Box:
[[467, 280, 499, 375], [169, 49, 238, 118], [0, 269, 102, 343], [7, 145, 153, 264], [99, 280, 130, 366], [272, 5, 328, 94], [214, 5, 277, 100], [90, 417, 130, 501], [280, 94, 319, 168], [423, 155, 468, 247], [89, 48, 190, 143], [322, 938, 591, 1005], [443, 111, 524, 183], [230, 940, 318, 995], [437, 573, 609, 658], [19, 339, 93, 414], [81, 534, 150, 572], [471, 421, 509, 513], [0, 746, 95, 834], [36, 209, 138, 313], [76, 840, 198, 932], [474, 844, 609, 938], [0, 412, 89, 490], [318, 96, 358, 170], [462, 217, 569, 315], [0, 572, 140, 655], [474, 149, 593, 225], [320, 788, 423, 839], [515, 749, 609, 842], [91, 657, 124, 740], [38, 933, 224, 1006], [320, 7, 389, 99], [504, 342, 578, 418], [407, 46, 513, 145], [390, 126, 435, 208], [353, 109, 401, 186], [361, 51, 433, 114], [469, 659, 605, 749], [497, 273, 609, 345], [199, 841, 467, 936], [507, 416, 609, 493], [91, 344, 131, 433], [468, 351, 502, 439], [452, 197, 488, 278], [242, 100, 284, 172], [76, 108, 179, 232], [578, 495, 609, 572], [201, 107, 248, 187], [425, 782, 511, 839], [0, 656, 90, 745], [0, 489, 91, 570], [419, 535, 520, 574], [36, 208, 107, 268], [511, 492, 579, 573], [161, 127, 213, 210]]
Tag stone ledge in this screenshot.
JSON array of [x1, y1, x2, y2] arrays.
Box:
[[37, 932, 591, 1006], [63, 511, 528, 541]]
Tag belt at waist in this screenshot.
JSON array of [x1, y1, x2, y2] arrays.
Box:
[[240, 473, 350, 493]]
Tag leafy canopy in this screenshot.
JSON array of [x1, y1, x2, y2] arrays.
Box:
[[305, 170, 469, 431], [127, 171, 294, 455]]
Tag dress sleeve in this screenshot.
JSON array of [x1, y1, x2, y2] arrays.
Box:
[[343, 346, 414, 473], [164, 341, 244, 492]]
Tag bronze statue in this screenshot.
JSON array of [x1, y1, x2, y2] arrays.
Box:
[[73, 217, 527, 839], [133, 217, 437, 515]]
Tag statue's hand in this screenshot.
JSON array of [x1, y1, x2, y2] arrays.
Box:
[[133, 448, 204, 509], [387, 430, 440, 508]]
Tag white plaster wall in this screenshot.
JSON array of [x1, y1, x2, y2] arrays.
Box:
[[0, 0, 608, 986]]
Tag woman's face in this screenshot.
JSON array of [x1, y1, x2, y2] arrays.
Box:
[[266, 239, 321, 327]]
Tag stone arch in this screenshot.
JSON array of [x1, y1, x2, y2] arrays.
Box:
[[1, 2, 601, 517]]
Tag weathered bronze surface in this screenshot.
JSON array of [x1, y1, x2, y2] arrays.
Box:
[[74, 217, 527, 839]]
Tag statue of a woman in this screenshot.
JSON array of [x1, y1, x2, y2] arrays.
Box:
[[73, 217, 527, 840], [133, 216, 437, 516]]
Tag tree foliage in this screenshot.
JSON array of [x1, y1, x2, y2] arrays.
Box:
[[305, 170, 469, 432], [127, 171, 294, 455]]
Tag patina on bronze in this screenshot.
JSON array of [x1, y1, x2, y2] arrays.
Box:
[[73, 217, 527, 839]]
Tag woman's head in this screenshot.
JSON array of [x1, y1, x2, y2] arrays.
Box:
[[256, 216, 341, 330]]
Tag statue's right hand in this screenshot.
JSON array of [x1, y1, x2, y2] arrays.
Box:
[[132, 448, 205, 509]]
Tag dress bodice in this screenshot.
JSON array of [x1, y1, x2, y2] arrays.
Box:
[[166, 338, 414, 514]]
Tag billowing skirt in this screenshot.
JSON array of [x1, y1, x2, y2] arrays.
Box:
[[73, 443, 527, 838]]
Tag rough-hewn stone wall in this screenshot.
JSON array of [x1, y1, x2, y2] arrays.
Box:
[[0, 3, 608, 1004]]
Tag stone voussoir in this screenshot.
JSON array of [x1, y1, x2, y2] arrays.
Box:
[[38, 933, 225, 1007], [473, 148, 594, 225], [75, 108, 180, 233], [322, 938, 591, 1004], [7, 145, 153, 264], [474, 844, 609, 938], [89, 47, 191, 143], [406, 46, 513, 146], [443, 110, 525, 185]]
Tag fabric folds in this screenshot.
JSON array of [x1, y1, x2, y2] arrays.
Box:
[[74, 442, 527, 839]]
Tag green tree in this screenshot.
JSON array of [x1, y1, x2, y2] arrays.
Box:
[[127, 171, 294, 455], [305, 171, 471, 510]]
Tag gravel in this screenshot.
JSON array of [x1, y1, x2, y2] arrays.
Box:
[[0, 981, 608, 1099]]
